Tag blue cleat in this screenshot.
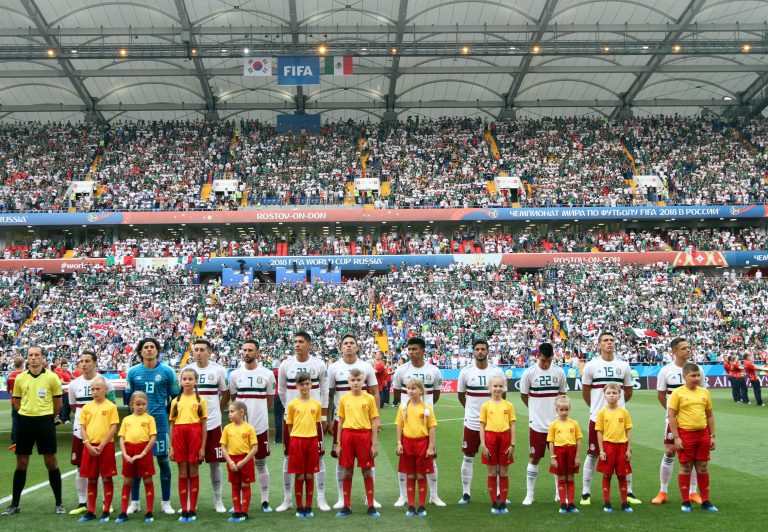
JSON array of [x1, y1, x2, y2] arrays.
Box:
[[458, 494, 470, 505], [701, 501, 719, 512], [405, 506, 416, 517], [99, 511, 110, 523], [366, 507, 381, 518], [621, 502, 633, 513], [261, 502, 272, 513], [115, 513, 129, 524], [416, 506, 427, 517], [335, 507, 352, 518], [567, 504, 580, 514], [559, 504, 568, 514], [603, 503, 613, 513], [78, 512, 97, 522], [681, 502, 692, 513]]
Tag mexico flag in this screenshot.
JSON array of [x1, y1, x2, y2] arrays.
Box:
[[325, 56, 353, 75], [624, 327, 660, 338]]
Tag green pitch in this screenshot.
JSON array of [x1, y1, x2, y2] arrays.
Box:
[[0, 390, 763, 531]]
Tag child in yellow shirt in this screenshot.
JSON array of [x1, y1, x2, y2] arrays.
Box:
[[221, 401, 259, 522], [479, 375, 516, 515], [547, 395, 583, 514], [595, 382, 633, 513]]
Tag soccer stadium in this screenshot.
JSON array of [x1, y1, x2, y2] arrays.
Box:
[[0, 0, 766, 530]]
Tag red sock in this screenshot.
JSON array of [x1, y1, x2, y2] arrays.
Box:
[[102, 478, 114, 514], [566, 479, 575, 505], [406, 478, 416, 507], [241, 484, 251, 514], [189, 476, 199, 512], [602, 475, 611, 503], [499, 476, 509, 505], [487, 475, 498, 504], [342, 477, 352, 508], [144, 479, 154, 512], [231, 483, 242, 513], [305, 477, 314, 509], [178, 477, 188, 512], [294, 477, 304, 508], [697, 473, 710, 502], [87, 478, 98, 514], [557, 478, 567, 504], [678, 473, 692, 503], [417, 477, 427, 507], [121, 483, 131, 513], [364, 476, 375, 508], [618, 476, 628, 503]]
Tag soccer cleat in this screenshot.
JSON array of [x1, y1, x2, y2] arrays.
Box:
[[214, 499, 227, 513], [227, 513, 242, 522], [559, 503, 568, 514], [626, 493, 642, 505], [316, 497, 330, 512], [187, 511, 197, 522], [115, 512, 129, 524], [69, 504, 88, 515], [681, 502, 692, 513], [651, 491, 668, 504], [394, 496, 408, 507], [261, 501, 272, 513], [295, 509, 305, 519], [701, 501, 719, 512], [689, 493, 703, 504], [276, 499, 293, 512], [55, 505, 66, 515], [160, 501, 175, 515], [8, 444, 16, 453], [522, 495, 534, 506], [333, 499, 345, 510], [621, 502, 633, 513], [497, 503, 509, 515], [78, 511, 97, 522], [429, 495, 446, 507], [99, 511, 111, 523], [603, 502, 613, 513], [335, 507, 352, 518], [367, 507, 381, 518], [405, 506, 417, 517], [1, 505, 20, 516], [126, 501, 140, 515], [143, 512, 154, 523], [416, 506, 427, 517], [567, 503, 580, 514], [580, 494, 591, 506], [458, 494, 471, 505], [178, 511, 189, 522], [303, 507, 314, 518], [371, 499, 382, 509]]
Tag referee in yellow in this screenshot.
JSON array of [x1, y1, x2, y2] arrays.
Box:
[[1, 346, 65, 516]]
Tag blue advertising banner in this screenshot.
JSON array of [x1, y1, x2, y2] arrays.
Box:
[[0, 212, 123, 227], [276, 114, 321, 133], [277, 56, 320, 85]]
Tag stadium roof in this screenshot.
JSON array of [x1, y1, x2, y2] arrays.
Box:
[[1, 0, 768, 123]]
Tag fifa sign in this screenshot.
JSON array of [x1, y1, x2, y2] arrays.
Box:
[[278, 56, 320, 86]]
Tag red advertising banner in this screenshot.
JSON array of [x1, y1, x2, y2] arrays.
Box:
[[0, 259, 106, 273], [441, 380, 458, 393]]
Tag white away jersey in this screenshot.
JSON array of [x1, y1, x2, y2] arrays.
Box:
[[184, 361, 228, 430], [581, 357, 632, 421], [520, 364, 567, 433], [392, 362, 442, 407], [229, 365, 275, 434], [457, 364, 505, 431], [69, 374, 115, 439], [278, 355, 329, 415], [657, 361, 706, 421], [328, 358, 378, 413]]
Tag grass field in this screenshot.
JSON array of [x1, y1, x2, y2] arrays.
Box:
[[0, 390, 764, 531]]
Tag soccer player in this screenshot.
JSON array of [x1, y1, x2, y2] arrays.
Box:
[[328, 334, 380, 510], [221, 401, 259, 522], [667, 363, 718, 512], [2, 346, 65, 516], [334, 368, 381, 518], [125, 338, 180, 516], [580, 332, 639, 506], [547, 395, 582, 514], [520, 342, 566, 505], [185, 338, 230, 512], [68, 350, 116, 515], [457, 339, 505, 505], [76, 376, 119, 523], [595, 383, 634, 513], [228, 339, 276, 512], [392, 337, 445, 507], [479, 375, 516, 515], [276, 331, 329, 512], [652, 337, 703, 505]]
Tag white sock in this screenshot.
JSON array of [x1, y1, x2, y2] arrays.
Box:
[[255, 459, 270, 503], [282, 457, 292, 501], [316, 458, 326, 500], [427, 461, 438, 499], [335, 462, 344, 502], [525, 463, 538, 499], [660, 455, 674, 493], [582, 454, 597, 495], [554, 473, 560, 500], [690, 468, 699, 494], [398, 473, 407, 499], [76, 470, 87, 505], [626, 473, 634, 494], [210, 462, 222, 501], [460, 456, 474, 496]]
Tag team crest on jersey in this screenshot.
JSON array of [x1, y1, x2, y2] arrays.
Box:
[[155, 375, 162, 382], [618, 418, 624, 423], [257, 377, 263, 384]]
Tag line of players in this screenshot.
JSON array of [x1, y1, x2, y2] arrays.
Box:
[[10, 330, 714, 520]]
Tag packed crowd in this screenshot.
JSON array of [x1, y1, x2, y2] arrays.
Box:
[[0, 269, 43, 348], [2, 116, 767, 213]]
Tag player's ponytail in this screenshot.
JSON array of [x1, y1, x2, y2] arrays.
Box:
[[170, 391, 182, 419], [195, 388, 203, 418]]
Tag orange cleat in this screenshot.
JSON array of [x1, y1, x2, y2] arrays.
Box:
[[7, 444, 16, 453], [651, 491, 668, 504], [689, 493, 702, 504]]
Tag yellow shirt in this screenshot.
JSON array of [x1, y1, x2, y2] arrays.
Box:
[[220, 422, 258, 456], [668, 385, 712, 431], [118, 413, 158, 444], [547, 418, 583, 447], [337, 392, 379, 430], [395, 401, 437, 439], [479, 399, 516, 433], [13, 369, 62, 416], [169, 393, 208, 425], [80, 399, 119, 444], [286, 398, 322, 437], [595, 406, 633, 443]]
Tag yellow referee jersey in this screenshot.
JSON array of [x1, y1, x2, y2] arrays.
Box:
[[12, 369, 62, 416]]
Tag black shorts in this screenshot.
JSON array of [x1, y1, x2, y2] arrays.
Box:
[[16, 414, 57, 455]]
